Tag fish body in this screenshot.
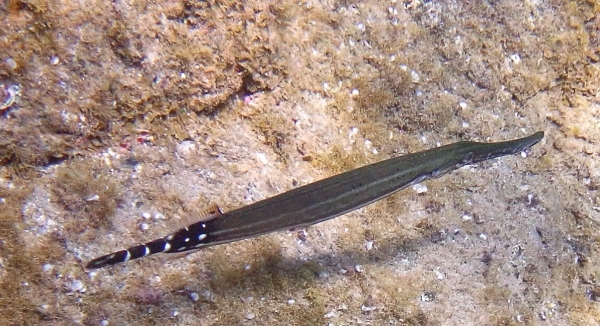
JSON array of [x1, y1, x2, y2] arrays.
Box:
[[86, 131, 544, 269]]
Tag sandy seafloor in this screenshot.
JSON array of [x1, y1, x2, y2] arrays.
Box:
[[1, 0, 599, 325]]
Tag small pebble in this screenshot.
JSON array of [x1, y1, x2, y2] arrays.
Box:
[[140, 223, 149, 231], [190, 292, 200, 302], [142, 212, 151, 219], [354, 265, 364, 273], [287, 299, 295, 305], [527, 194, 534, 205], [458, 101, 468, 109], [203, 290, 215, 302], [410, 70, 420, 83], [86, 194, 100, 202], [176, 140, 196, 159], [42, 264, 54, 272], [255, 152, 268, 164], [420, 291, 436, 302], [245, 312, 255, 320], [101, 320, 109, 326], [351, 89, 359, 96], [5, 58, 17, 70], [509, 53, 521, 64], [69, 280, 85, 293], [366, 240, 373, 251], [434, 270, 445, 280], [361, 305, 377, 312], [50, 56, 60, 65], [324, 311, 337, 318], [349, 127, 359, 139]]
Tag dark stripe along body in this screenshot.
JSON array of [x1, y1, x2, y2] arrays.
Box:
[[86, 131, 544, 269]]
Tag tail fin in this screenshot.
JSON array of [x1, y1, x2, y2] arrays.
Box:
[[85, 205, 223, 269], [85, 238, 170, 269]]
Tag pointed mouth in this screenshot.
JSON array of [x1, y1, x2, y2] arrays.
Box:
[[513, 131, 544, 153]]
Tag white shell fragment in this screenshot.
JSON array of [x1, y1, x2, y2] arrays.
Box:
[[412, 183, 428, 194], [1, 84, 21, 111]]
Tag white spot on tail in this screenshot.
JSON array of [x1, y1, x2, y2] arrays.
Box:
[[185, 238, 190, 242], [163, 243, 171, 252], [198, 234, 207, 241], [202, 224, 206, 228], [166, 234, 174, 241], [144, 246, 150, 256], [124, 251, 131, 262]]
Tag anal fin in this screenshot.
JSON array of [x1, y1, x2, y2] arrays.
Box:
[[158, 247, 204, 265]]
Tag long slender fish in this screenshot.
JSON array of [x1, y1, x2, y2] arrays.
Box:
[[86, 131, 544, 269]]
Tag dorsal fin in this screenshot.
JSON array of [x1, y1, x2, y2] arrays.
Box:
[[196, 203, 223, 222]]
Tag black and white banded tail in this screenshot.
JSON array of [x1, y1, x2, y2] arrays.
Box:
[[85, 206, 222, 269]]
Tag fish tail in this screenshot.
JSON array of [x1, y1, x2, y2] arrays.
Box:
[[85, 238, 169, 269]]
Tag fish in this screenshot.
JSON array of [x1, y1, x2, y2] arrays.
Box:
[[85, 131, 544, 269]]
